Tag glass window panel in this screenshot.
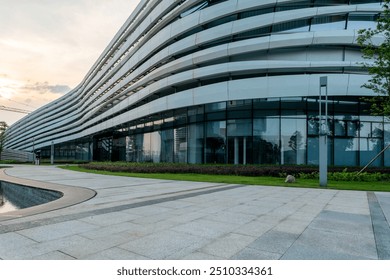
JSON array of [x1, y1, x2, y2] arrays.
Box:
[[205, 102, 226, 112], [349, 0, 381, 4], [253, 117, 280, 164], [150, 131, 161, 163], [174, 127, 187, 163], [385, 123, 390, 167], [240, 8, 274, 19], [160, 129, 174, 162], [333, 100, 359, 116], [360, 138, 382, 167], [281, 98, 305, 117], [347, 121, 359, 137], [227, 100, 252, 110], [206, 111, 226, 121], [307, 137, 333, 165], [227, 119, 252, 137], [276, 1, 311, 12], [188, 123, 204, 164], [372, 122, 384, 138], [308, 118, 319, 135], [334, 138, 358, 166], [273, 19, 310, 33], [281, 118, 306, 164], [348, 13, 378, 30], [359, 122, 371, 138], [311, 15, 347, 31], [227, 110, 251, 119], [206, 121, 226, 163], [188, 105, 204, 123], [334, 120, 346, 136]]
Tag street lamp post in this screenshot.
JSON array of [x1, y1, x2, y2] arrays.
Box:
[[319, 77, 328, 187]]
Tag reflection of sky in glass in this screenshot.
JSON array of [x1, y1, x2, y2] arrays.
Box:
[[0, 194, 19, 214]]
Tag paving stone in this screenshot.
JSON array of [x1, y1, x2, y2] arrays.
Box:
[[60, 232, 137, 259], [32, 251, 76, 260], [247, 230, 300, 255], [79, 211, 142, 226], [281, 227, 377, 260], [1, 165, 388, 260], [83, 247, 150, 260], [0, 232, 37, 251], [199, 233, 256, 259], [231, 247, 282, 260], [376, 192, 390, 226], [171, 218, 239, 239], [17, 220, 100, 242], [206, 211, 257, 225], [119, 230, 211, 259], [308, 210, 373, 236], [181, 251, 221, 260]]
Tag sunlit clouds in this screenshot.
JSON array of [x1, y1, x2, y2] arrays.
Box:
[[0, 0, 140, 125]]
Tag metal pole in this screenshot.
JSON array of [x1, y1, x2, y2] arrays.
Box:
[[319, 77, 328, 187], [357, 143, 390, 175], [51, 141, 54, 165]]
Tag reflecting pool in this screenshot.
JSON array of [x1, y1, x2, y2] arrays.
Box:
[[0, 181, 62, 214]]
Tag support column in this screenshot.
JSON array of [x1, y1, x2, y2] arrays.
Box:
[[50, 141, 54, 165], [234, 137, 239, 165], [243, 137, 247, 165]]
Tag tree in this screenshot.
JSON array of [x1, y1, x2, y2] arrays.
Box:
[[357, 0, 390, 117], [0, 121, 8, 159]]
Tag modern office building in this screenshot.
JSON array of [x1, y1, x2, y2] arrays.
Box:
[[4, 0, 390, 166]]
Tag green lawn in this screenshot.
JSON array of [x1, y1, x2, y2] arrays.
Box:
[[61, 165, 390, 192]]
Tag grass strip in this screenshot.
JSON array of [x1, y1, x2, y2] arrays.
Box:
[[61, 165, 390, 192]]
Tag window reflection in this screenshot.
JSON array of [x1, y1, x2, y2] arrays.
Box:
[[90, 97, 390, 167]]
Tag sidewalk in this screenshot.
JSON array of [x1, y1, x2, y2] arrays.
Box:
[[0, 165, 389, 260]]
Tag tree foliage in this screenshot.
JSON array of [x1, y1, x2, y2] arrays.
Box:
[[0, 121, 8, 158], [357, 0, 390, 117]]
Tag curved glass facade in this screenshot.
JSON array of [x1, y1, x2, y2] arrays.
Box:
[[42, 96, 389, 167], [5, 0, 388, 167]]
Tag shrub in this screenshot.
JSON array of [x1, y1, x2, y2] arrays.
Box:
[[79, 162, 390, 182]]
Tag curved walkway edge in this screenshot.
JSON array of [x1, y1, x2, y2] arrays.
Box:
[[0, 167, 96, 222], [0, 165, 390, 260]]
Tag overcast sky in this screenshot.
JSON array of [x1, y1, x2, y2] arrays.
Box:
[[0, 0, 140, 125]]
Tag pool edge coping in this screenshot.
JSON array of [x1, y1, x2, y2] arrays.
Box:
[[0, 167, 97, 222]]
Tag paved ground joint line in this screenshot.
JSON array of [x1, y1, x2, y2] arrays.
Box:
[[0, 184, 245, 234], [367, 192, 390, 260]]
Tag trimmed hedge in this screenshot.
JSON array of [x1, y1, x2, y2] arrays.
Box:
[[80, 162, 390, 180]]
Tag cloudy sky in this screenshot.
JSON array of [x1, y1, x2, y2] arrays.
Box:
[[0, 0, 140, 125]]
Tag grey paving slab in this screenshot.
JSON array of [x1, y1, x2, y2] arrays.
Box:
[[182, 251, 221, 260], [32, 251, 76, 260], [205, 211, 257, 225], [1, 165, 390, 260], [60, 232, 135, 259], [17, 220, 99, 242], [272, 217, 311, 234], [367, 192, 390, 260], [171, 218, 239, 239], [83, 247, 150, 260], [199, 233, 256, 259], [231, 247, 282, 260], [0, 232, 37, 251], [281, 227, 378, 260], [247, 230, 300, 255], [119, 229, 211, 259], [78, 221, 146, 240], [376, 192, 390, 226], [308, 210, 374, 236], [0, 234, 88, 259], [79, 212, 143, 226]]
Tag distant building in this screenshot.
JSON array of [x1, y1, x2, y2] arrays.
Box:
[[5, 0, 390, 166]]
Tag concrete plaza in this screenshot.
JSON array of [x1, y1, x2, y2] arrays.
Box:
[[0, 165, 389, 260]]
